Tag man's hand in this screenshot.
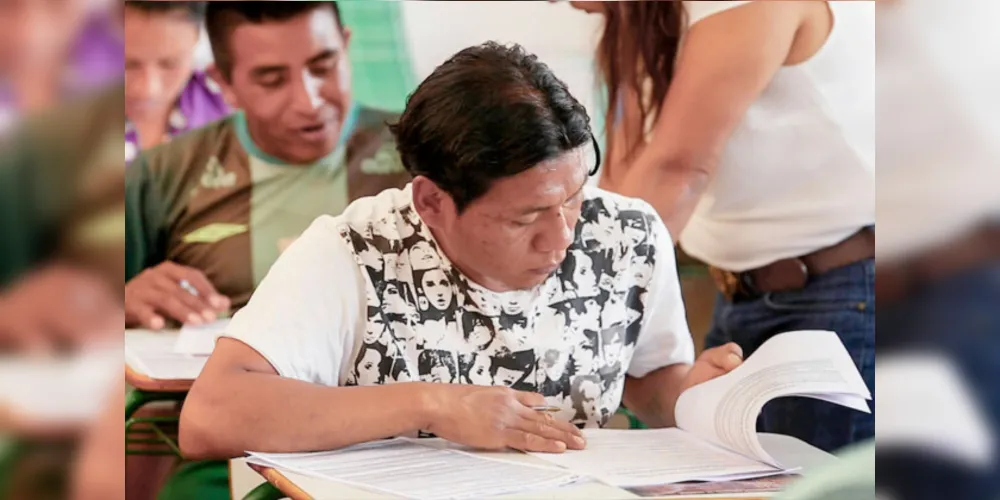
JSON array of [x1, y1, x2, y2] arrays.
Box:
[[0, 266, 122, 353], [424, 385, 586, 453], [125, 261, 230, 329], [681, 342, 744, 393]]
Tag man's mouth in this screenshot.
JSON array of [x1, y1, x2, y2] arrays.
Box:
[[298, 120, 337, 142]]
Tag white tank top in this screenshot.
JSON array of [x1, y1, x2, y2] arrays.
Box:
[[677, 1, 875, 272]]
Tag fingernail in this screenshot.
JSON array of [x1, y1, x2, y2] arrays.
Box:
[[574, 436, 586, 447], [150, 316, 165, 330], [555, 441, 567, 451], [211, 295, 227, 309], [187, 313, 203, 325], [728, 354, 742, 366], [202, 309, 216, 322]]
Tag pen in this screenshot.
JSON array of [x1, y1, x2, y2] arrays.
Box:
[[179, 279, 199, 297], [531, 405, 561, 413]]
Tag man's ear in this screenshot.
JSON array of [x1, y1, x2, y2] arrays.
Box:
[[205, 63, 239, 110], [342, 26, 352, 48], [411, 176, 455, 230]]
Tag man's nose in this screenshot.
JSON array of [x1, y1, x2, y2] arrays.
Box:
[[127, 67, 163, 104], [534, 208, 574, 254], [289, 70, 326, 114]]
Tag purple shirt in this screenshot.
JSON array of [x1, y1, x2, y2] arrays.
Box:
[[125, 71, 231, 164]]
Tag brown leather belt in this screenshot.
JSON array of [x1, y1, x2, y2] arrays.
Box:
[[709, 227, 875, 300], [877, 223, 1000, 303]]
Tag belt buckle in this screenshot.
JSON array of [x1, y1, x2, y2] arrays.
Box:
[[709, 267, 741, 300]]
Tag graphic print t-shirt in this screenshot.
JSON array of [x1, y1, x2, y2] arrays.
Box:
[[226, 185, 693, 427]]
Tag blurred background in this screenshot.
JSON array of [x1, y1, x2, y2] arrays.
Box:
[[1, 1, 998, 500]]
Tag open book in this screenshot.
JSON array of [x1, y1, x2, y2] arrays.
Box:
[[532, 330, 870, 487]]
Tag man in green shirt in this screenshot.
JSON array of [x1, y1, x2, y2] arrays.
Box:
[[125, 1, 409, 330]]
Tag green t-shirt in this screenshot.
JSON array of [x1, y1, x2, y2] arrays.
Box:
[[125, 105, 410, 309]]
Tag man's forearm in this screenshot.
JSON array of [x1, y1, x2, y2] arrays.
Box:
[[180, 370, 438, 459], [617, 154, 712, 239], [622, 363, 692, 428]]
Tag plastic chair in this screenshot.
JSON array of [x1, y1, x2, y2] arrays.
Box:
[[125, 388, 188, 457]]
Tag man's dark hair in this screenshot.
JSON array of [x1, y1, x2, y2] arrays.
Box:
[[390, 42, 598, 213], [125, 1, 206, 24], [205, 1, 343, 80]]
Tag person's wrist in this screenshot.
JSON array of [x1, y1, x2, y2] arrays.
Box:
[[413, 382, 448, 432]]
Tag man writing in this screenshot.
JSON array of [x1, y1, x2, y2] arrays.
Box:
[[180, 42, 743, 460], [125, 1, 409, 329]]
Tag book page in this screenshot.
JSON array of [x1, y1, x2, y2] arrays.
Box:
[[675, 330, 871, 467], [247, 438, 583, 500], [174, 319, 230, 355], [126, 329, 207, 380], [530, 428, 783, 487]]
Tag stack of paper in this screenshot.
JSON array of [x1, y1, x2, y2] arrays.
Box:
[[531, 428, 793, 487], [125, 330, 207, 381], [247, 438, 583, 500]]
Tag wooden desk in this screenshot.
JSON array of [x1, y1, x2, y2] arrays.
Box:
[[248, 435, 831, 500], [125, 364, 193, 393], [249, 463, 772, 500]]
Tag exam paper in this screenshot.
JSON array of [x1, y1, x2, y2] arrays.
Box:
[[247, 438, 582, 500], [675, 330, 871, 467], [174, 319, 230, 355], [125, 330, 207, 380], [530, 428, 784, 487]]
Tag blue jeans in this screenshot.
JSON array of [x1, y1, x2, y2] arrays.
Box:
[[877, 261, 1000, 499], [704, 258, 875, 453]]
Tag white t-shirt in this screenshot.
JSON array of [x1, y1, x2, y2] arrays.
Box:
[[678, 1, 875, 272], [224, 184, 694, 428]]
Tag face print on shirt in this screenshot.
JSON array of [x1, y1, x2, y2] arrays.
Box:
[[341, 194, 662, 427], [417, 268, 455, 313], [354, 342, 391, 384], [620, 210, 649, 249], [409, 240, 442, 271], [418, 349, 457, 383], [458, 352, 491, 384]]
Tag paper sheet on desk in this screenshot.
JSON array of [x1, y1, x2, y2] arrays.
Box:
[[247, 438, 583, 500], [125, 330, 207, 380], [174, 319, 230, 355], [0, 344, 120, 423], [531, 428, 788, 487]]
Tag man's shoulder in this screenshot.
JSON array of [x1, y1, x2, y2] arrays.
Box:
[[582, 186, 659, 216], [331, 185, 414, 231], [136, 117, 239, 179], [581, 186, 665, 237], [576, 186, 670, 266]]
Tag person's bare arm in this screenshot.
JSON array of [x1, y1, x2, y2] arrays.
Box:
[[180, 338, 438, 459], [613, 1, 818, 237], [180, 338, 585, 460], [623, 344, 743, 428], [599, 85, 646, 191]]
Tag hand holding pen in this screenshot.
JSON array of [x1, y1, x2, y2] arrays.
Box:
[[124, 261, 231, 329]]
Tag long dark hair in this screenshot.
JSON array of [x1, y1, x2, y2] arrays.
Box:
[[596, 3, 685, 168]]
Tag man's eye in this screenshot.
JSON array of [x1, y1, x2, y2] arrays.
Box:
[[259, 77, 284, 89]]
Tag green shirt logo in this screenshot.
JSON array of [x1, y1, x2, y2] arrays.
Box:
[[201, 156, 237, 189]]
